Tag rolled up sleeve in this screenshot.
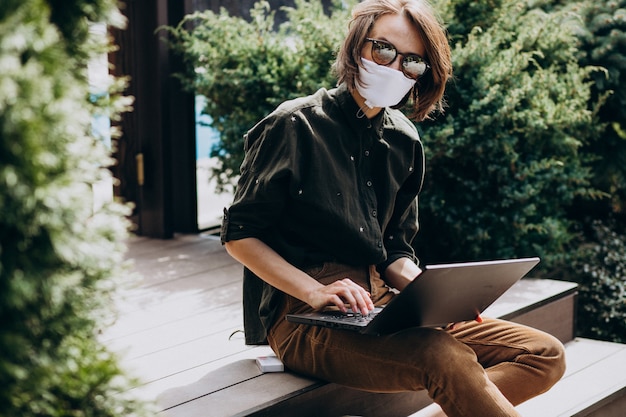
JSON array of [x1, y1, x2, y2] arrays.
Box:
[[221, 112, 293, 244]]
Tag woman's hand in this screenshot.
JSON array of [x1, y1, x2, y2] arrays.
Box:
[[306, 278, 375, 315], [225, 238, 375, 315]]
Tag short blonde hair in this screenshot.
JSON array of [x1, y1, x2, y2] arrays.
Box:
[[334, 0, 452, 121]]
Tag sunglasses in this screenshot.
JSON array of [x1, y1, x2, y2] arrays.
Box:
[[365, 38, 431, 80]]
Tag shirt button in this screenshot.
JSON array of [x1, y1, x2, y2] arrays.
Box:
[[377, 241, 383, 248], [364, 150, 370, 157], [366, 180, 372, 187], [359, 227, 364, 232], [372, 210, 377, 217]]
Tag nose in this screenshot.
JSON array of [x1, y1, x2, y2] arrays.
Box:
[[389, 54, 404, 71]]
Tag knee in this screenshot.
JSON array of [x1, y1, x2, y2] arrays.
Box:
[[527, 332, 567, 391], [541, 335, 567, 385]]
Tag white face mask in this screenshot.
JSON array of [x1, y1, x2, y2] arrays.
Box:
[[356, 58, 417, 109]]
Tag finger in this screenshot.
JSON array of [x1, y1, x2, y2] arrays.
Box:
[[339, 279, 373, 314], [349, 289, 369, 315], [328, 294, 348, 313], [326, 280, 360, 314], [336, 285, 360, 314]]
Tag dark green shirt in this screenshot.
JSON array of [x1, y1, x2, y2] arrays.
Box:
[[221, 83, 425, 344]]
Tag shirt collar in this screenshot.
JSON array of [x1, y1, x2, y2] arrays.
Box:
[[335, 83, 385, 138]]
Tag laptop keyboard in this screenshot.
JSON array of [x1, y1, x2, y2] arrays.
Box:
[[320, 310, 379, 324]]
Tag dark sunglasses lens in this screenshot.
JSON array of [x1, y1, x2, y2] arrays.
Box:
[[371, 41, 396, 65], [403, 56, 428, 78]]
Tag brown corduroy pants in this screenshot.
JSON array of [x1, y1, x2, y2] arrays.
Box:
[[267, 263, 566, 417]]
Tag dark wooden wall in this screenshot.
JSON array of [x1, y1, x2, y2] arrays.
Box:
[[110, 0, 197, 238]]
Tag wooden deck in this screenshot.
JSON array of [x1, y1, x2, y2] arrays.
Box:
[[102, 233, 626, 416], [101, 233, 273, 407]]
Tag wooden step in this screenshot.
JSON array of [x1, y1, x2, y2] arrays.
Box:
[[112, 236, 587, 416], [156, 277, 579, 417], [517, 338, 626, 417], [159, 337, 626, 417], [483, 277, 578, 343]]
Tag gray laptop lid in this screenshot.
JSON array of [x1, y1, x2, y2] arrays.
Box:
[[286, 257, 540, 336]]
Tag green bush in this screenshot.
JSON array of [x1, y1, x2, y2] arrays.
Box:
[[163, 0, 354, 191], [575, 0, 626, 221], [0, 0, 147, 415], [423, 0, 626, 343], [414, 0, 603, 266], [558, 220, 626, 343], [563, 0, 626, 344]]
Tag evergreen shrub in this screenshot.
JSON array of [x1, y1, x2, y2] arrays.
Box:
[[561, 220, 626, 343], [414, 0, 603, 266], [575, 0, 626, 220], [562, 0, 626, 344], [0, 0, 147, 415]]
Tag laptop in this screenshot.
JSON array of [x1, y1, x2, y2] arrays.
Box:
[[286, 257, 540, 336]]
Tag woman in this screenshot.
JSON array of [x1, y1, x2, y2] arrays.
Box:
[[221, 1, 566, 415]]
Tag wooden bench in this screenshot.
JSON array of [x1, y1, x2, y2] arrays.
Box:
[[156, 278, 592, 417], [516, 338, 626, 417], [108, 236, 626, 417], [157, 337, 626, 417]]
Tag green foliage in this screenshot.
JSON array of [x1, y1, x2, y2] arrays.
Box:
[[444, 0, 504, 43], [163, 0, 354, 191], [558, 220, 626, 343], [575, 0, 626, 219], [414, 1, 602, 266], [0, 0, 148, 415], [579, 0, 626, 125]]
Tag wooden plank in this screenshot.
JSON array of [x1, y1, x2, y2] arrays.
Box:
[[134, 345, 275, 408], [160, 372, 323, 417], [508, 292, 576, 343], [103, 280, 242, 341], [124, 237, 235, 288], [558, 338, 626, 377], [483, 278, 578, 319], [105, 302, 243, 360], [109, 235, 594, 417], [485, 278, 577, 342], [517, 338, 626, 417], [243, 383, 432, 417], [124, 234, 213, 259], [111, 265, 242, 317], [157, 360, 267, 411], [108, 235, 241, 341], [118, 327, 253, 386], [584, 392, 626, 417]]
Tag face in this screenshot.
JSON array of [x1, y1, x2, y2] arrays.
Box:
[[361, 13, 427, 77]]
